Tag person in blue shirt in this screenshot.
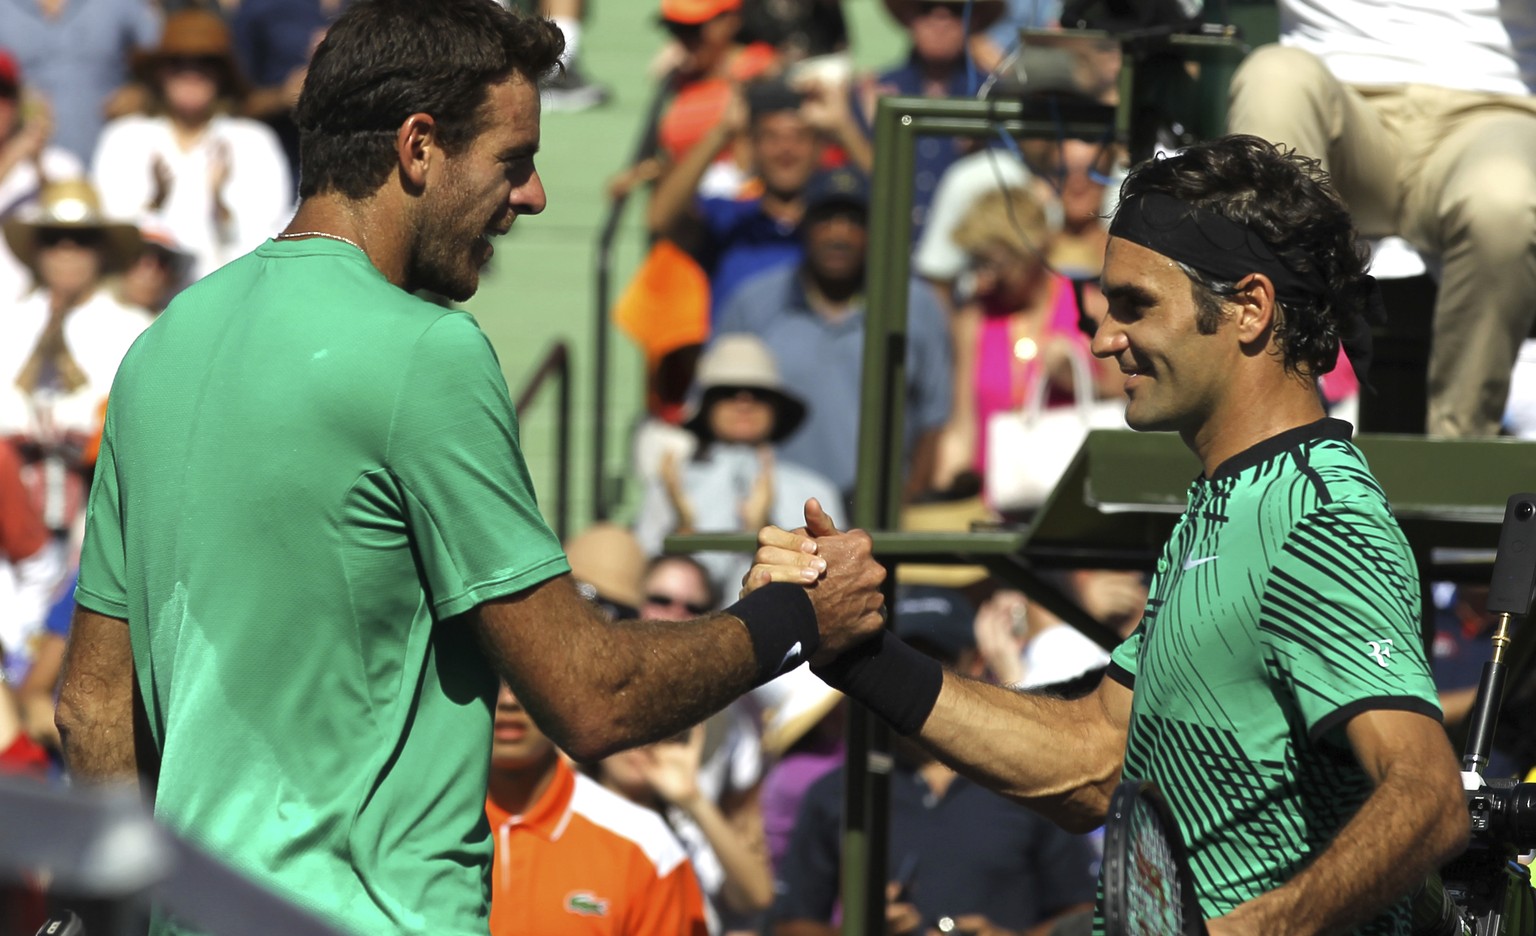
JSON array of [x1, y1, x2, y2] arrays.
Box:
[[716, 167, 952, 503], [648, 78, 872, 321]]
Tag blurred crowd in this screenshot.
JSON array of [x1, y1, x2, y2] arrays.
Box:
[[3, 0, 1536, 932]]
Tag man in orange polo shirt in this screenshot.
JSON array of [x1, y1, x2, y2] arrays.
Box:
[[487, 680, 711, 936]]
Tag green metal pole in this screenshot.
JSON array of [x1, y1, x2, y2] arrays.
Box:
[[839, 94, 923, 936]]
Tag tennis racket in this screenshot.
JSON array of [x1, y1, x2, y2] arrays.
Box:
[[1101, 779, 1207, 936]]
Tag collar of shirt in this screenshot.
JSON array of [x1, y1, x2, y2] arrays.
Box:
[[787, 270, 867, 333], [490, 756, 579, 843]]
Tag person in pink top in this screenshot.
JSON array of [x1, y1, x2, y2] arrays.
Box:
[[932, 186, 1116, 490]]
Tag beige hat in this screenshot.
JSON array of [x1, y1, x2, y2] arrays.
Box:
[[895, 495, 997, 587], [760, 665, 843, 757], [881, 0, 1006, 33], [683, 334, 807, 444], [2, 179, 142, 277], [564, 523, 648, 611]]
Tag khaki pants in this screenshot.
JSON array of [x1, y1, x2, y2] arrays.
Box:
[[1229, 44, 1536, 437]]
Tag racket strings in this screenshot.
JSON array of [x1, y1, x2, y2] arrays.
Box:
[[1125, 802, 1188, 934]]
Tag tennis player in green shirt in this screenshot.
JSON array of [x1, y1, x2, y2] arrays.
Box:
[[752, 135, 1470, 935], [54, 2, 885, 933]]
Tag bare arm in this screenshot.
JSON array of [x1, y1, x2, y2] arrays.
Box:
[[917, 672, 1131, 832], [473, 575, 760, 762], [1208, 710, 1469, 936], [646, 94, 744, 237], [55, 608, 141, 786], [746, 521, 1128, 831], [475, 516, 883, 762], [17, 631, 66, 749], [932, 303, 980, 490]]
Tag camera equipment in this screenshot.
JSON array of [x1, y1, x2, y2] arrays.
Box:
[[1425, 494, 1536, 936]]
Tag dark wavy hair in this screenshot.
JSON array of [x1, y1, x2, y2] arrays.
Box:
[[1119, 134, 1372, 377], [294, 0, 564, 199]]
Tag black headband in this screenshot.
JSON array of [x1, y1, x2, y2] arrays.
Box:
[[1108, 192, 1381, 384]]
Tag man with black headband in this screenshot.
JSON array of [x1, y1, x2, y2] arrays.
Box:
[[745, 135, 1469, 934]]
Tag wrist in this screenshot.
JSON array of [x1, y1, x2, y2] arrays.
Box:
[[725, 583, 819, 686], [812, 630, 942, 736]]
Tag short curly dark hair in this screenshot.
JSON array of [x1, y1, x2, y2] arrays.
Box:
[[295, 0, 564, 200], [1118, 134, 1373, 377]]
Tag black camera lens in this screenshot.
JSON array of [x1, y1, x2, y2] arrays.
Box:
[[1511, 783, 1536, 848], [1517, 502, 1535, 522]]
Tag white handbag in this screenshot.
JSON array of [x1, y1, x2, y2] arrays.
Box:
[[984, 342, 1127, 511]]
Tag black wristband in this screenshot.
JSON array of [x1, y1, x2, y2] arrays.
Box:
[[726, 583, 821, 686], [812, 630, 943, 736]]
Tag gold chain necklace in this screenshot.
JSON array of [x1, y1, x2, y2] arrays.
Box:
[[274, 231, 363, 251]]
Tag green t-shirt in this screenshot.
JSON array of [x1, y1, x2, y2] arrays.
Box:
[[76, 238, 570, 936], [1105, 419, 1439, 936]]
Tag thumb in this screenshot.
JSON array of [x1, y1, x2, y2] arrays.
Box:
[[804, 498, 840, 537]]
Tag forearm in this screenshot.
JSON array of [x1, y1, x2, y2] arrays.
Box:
[[920, 674, 1124, 831], [55, 611, 140, 786], [830, 120, 874, 175], [476, 575, 820, 762], [499, 614, 756, 761], [904, 428, 942, 501], [1217, 765, 1468, 935], [647, 123, 731, 234]]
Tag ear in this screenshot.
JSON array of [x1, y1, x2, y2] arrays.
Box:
[[1231, 272, 1278, 346], [395, 113, 438, 192]]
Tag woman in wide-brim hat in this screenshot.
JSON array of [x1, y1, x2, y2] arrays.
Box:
[[634, 334, 845, 597], [93, 9, 292, 284], [680, 333, 807, 446], [1, 179, 142, 283], [0, 178, 154, 533]]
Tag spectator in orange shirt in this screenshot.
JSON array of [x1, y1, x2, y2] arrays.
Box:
[[655, 0, 779, 173], [487, 680, 710, 936]]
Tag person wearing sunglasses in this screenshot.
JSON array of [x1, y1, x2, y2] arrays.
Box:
[[634, 333, 845, 598], [0, 179, 152, 536], [93, 10, 292, 283], [641, 555, 720, 620]]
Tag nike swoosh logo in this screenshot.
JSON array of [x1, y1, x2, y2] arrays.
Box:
[[778, 641, 803, 673], [1182, 555, 1219, 571]]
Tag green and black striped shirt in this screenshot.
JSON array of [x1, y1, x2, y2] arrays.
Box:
[[1106, 418, 1440, 936]]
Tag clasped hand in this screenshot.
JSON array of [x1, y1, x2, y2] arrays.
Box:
[[740, 498, 886, 665]]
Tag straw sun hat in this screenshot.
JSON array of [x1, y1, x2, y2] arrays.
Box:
[[2, 179, 142, 276]]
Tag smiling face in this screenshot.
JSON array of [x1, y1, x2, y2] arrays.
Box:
[[410, 75, 545, 301], [752, 110, 819, 201], [1092, 237, 1235, 435]]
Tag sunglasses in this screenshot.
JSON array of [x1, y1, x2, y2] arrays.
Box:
[[661, 19, 704, 42], [36, 228, 103, 249], [644, 593, 711, 616], [576, 581, 638, 620], [163, 55, 225, 73], [716, 386, 772, 403]]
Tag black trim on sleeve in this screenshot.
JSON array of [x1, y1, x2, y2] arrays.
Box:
[[1105, 662, 1136, 691], [1308, 695, 1443, 744]]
